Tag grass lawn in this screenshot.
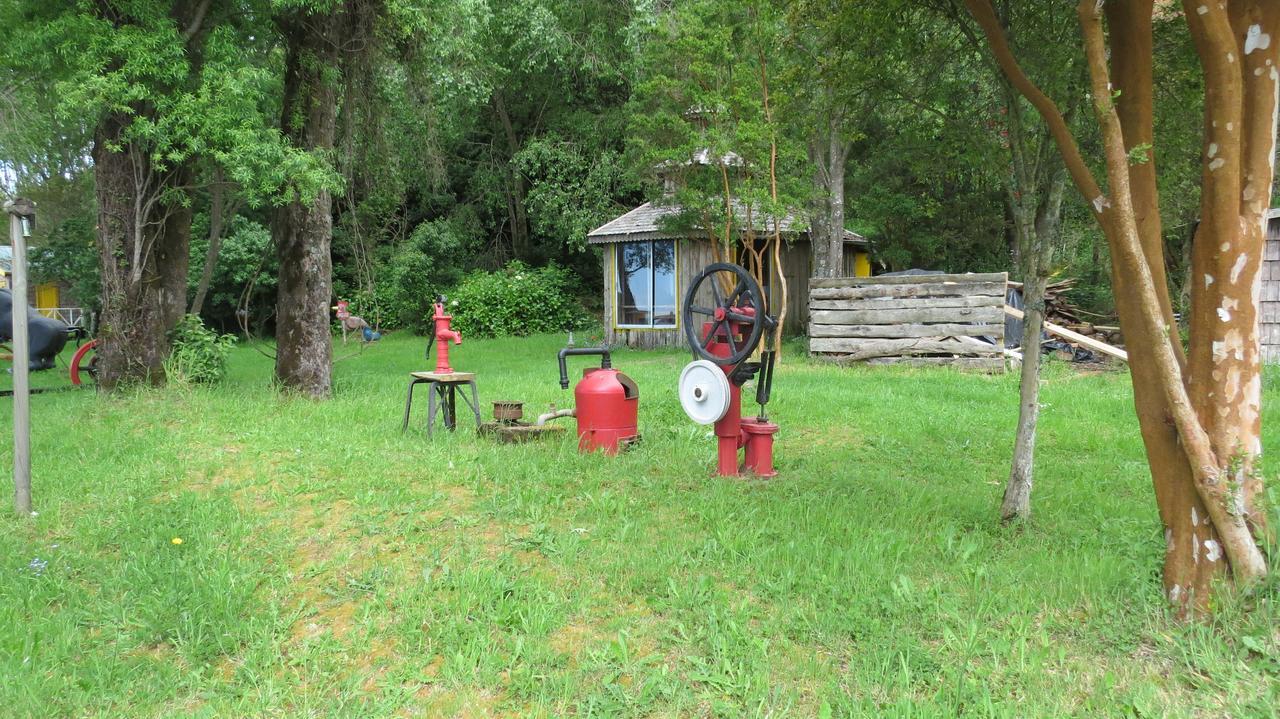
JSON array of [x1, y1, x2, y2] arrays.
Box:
[[1, 332, 1278, 717]]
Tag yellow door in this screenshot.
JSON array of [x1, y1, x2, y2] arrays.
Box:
[[35, 283, 58, 316], [854, 251, 872, 277]]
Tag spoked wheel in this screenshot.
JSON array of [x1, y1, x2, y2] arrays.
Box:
[[70, 339, 99, 386], [682, 262, 769, 366]]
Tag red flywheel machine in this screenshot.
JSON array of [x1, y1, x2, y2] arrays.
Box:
[[677, 262, 779, 477]]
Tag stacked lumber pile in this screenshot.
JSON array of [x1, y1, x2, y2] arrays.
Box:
[[1009, 278, 1124, 347], [808, 272, 1008, 372]]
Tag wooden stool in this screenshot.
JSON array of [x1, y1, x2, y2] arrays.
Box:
[[402, 371, 481, 436]]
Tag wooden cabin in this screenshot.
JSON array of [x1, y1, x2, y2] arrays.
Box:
[[1262, 208, 1280, 362], [588, 201, 870, 349]]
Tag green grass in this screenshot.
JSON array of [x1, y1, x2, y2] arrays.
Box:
[[1, 333, 1278, 717]]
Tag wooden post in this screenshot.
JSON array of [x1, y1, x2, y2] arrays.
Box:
[[5, 198, 34, 516]]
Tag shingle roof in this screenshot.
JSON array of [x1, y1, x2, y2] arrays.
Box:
[[587, 202, 866, 246]]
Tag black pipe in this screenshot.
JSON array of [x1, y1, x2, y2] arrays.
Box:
[[558, 346, 611, 389]]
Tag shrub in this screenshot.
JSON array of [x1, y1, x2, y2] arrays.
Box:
[[165, 314, 236, 385], [447, 261, 588, 337], [356, 217, 475, 333]]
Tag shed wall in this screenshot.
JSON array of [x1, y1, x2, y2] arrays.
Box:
[[600, 238, 821, 348], [1263, 217, 1280, 363]]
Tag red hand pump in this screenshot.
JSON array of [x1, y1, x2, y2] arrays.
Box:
[[432, 297, 462, 372]]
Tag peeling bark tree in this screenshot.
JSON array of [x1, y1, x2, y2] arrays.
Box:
[[964, 0, 1276, 613]]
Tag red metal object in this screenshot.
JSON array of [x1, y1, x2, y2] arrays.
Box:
[[432, 299, 462, 372], [70, 339, 98, 386], [572, 366, 639, 454], [704, 310, 779, 477]]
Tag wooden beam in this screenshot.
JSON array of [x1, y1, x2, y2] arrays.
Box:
[[1004, 305, 1129, 362], [808, 322, 1004, 339], [810, 280, 1007, 301], [810, 272, 1008, 288], [861, 356, 1006, 372], [810, 306, 1004, 326], [809, 295, 1005, 311], [808, 337, 1004, 358]]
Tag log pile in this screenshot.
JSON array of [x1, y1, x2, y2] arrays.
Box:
[[1010, 278, 1124, 347], [808, 273, 1008, 372]]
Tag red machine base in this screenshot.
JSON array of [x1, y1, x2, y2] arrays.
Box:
[[714, 416, 779, 477]]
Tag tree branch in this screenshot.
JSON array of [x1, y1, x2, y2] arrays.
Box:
[[962, 0, 1105, 213]]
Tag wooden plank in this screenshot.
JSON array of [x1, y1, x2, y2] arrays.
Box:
[[1004, 305, 1129, 362], [807, 322, 1004, 339], [862, 356, 1006, 372], [810, 280, 1007, 301], [810, 306, 1004, 326], [810, 272, 1008, 288], [809, 295, 1004, 311], [808, 337, 1003, 358]]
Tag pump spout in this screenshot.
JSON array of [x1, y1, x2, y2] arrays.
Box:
[[536, 407, 576, 426], [557, 346, 611, 389]]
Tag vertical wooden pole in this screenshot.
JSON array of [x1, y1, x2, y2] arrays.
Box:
[[6, 200, 33, 516]]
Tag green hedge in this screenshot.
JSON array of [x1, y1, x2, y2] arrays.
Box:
[[446, 262, 588, 337]]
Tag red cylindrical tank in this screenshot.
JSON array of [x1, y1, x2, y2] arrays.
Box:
[[574, 367, 639, 454]]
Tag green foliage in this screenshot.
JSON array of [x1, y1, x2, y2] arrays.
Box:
[[628, 0, 809, 256], [446, 261, 587, 337], [341, 216, 481, 333], [164, 314, 236, 385], [515, 136, 639, 253], [25, 174, 101, 315], [187, 217, 277, 332]]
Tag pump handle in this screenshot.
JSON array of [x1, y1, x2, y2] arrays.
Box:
[[558, 346, 612, 389], [755, 349, 775, 408]]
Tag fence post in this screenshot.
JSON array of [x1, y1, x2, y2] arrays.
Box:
[[6, 198, 34, 516]]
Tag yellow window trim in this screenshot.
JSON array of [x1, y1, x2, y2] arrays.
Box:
[[611, 240, 680, 331]]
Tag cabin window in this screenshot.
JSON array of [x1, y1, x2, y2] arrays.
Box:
[[616, 240, 676, 328]]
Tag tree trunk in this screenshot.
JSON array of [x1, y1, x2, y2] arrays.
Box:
[[493, 93, 530, 261], [190, 168, 236, 317], [826, 128, 848, 278], [1104, 1, 1223, 608], [965, 0, 1277, 613], [1003, 273, 1044, 521], [808, 122, 848, 279], [92, 114, 188, 389], [159, 161, 193, 329], [272, 12, 342, 398]]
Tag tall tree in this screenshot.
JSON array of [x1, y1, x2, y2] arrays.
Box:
[[270, 0, 381, 397], [965, 0, 1277, 612], [942, 0, 1082, 522]]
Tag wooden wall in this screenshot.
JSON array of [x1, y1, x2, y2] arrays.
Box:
[[601, 238, 825, 349], [1262, 217, 1280, 363], [808, 272, 1008, 372]]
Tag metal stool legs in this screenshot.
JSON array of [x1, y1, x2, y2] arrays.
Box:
[[405, 378, 481, 437], [402, 378, 429, 433]]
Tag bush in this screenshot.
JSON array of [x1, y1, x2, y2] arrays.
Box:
[[165, 315, 236, 385], [447, 261, 588, 337], [350, 217, 477, 333]]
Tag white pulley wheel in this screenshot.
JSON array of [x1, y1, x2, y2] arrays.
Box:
[[678, 360, 731, 425]]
